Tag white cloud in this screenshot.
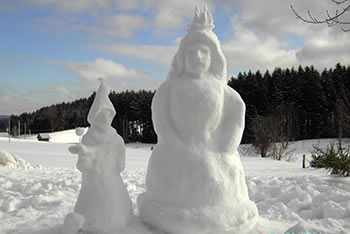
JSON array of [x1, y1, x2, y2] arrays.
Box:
[[232, 0, 348, 36], [3, 57, 161, 115], [1, 55, 163, 115], [51, 85, 70, 95], [218, 0, 350, 74], [96, 14, 147, 38], [39, 13, 147, 39], [96, 24, 299, 76], [52, 58, 161, 91], [151, 0, 216, 31], [116, 0, 144, 11], [96, 44, 178, 69], [296, 33, 350, 69], [29, 0, 111, 12], [0, 85, 80, 115], [11, 0, 216, 35], [90, 0, 348, 77], [222, 25, 298, 75], [7, 0, 350, 35], [5, 0, 350, 84]]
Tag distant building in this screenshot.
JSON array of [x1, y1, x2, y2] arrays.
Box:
[[37, 133, 50, 142]]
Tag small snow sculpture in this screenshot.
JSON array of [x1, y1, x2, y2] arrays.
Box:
[[62, 79, 133, 234], [137, 6, 258, 234]]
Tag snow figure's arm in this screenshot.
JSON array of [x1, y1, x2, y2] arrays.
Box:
[[116, 141, 126, 173], [68, 144, 94, 155], [103, 134, 126, 173], [152, 81, 179, 143], [213, 87, 245, 154], [68, 144, 96, 172]]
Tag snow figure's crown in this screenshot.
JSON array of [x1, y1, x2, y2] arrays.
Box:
[[168, 6, 226, 83], [187, 6, 214, 32]]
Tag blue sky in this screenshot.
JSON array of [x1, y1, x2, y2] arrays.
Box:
[[1, 0, 349, 115]]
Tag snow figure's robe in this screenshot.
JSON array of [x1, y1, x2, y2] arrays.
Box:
[[63, 79, 133, 234], [137, 7, 258, 234]]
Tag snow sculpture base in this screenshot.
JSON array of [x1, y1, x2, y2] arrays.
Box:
[[138, 143, 258, 234], [72, 170, 133, 233], [139, 196, 257, 234]]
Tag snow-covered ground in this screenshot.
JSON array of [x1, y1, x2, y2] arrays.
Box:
[[0, 130, 349, 234]]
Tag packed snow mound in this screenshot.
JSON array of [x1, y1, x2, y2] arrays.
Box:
[[0, 150, 17, 168], [0, 150, 32, 169], [248, 175, 350, 233]]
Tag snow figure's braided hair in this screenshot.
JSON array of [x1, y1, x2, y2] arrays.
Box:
[[167, 6, 227, 83]]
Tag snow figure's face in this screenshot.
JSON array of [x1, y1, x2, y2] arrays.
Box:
[[184, 43, 211, 78], [94, 109, 114, 131]]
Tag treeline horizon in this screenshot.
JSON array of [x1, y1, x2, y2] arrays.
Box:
[[8, 63, 350, 144]]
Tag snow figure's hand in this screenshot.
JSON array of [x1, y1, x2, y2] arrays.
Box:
[[69, 144, 95, 172], [62, 212, 85, 234], [68, 144, 80, 154], [69, 144, 87, 155], [76, 152, 94, 172]]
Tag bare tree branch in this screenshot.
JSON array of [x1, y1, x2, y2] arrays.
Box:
[[291, 0, 350, 32], [332, 0, 348, 5]]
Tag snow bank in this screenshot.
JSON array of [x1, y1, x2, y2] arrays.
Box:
[[0, 165, 81, 234], [247, 175, 350, 233], [1, 164, 349, 234], [0, 150, 17, 168], [1, 134, 350, 233], [0, 150, 32, 169], [49, 129, 87, 144]]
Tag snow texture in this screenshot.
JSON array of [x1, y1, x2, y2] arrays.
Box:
[[0, 150, 31, 169], [1, 136, 350, 233], [0, 150, 17, 168], [62, 79, 133, 233], [137, 6, 258, 234]]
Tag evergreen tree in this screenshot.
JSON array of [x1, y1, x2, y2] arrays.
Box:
[[11, 63, 350, 144]]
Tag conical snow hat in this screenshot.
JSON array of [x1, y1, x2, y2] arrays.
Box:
[[87, 78, 116, 125]]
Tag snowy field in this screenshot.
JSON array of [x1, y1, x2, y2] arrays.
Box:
[[0, 130, 349, 234]]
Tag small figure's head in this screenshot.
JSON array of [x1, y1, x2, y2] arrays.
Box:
[[93, 108, 115, 131], [167, 6, 226, 82], [87, 78, 116, 127]]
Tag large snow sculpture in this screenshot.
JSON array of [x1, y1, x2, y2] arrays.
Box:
[[137, 6, 258, 234], [62, 79, 133, 234]]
